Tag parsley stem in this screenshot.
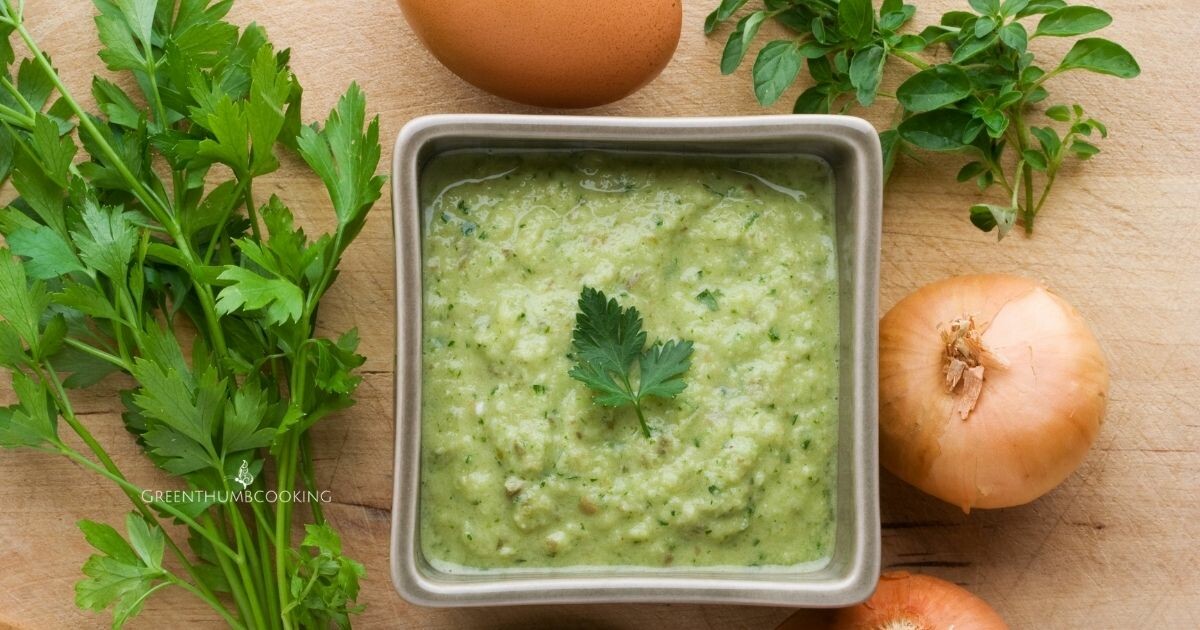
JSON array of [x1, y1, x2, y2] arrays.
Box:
[[63, 338, 130, 371], [217, 475, 271, 628], [31, 366, 231, 620], [170, 546, 235, 626], [206, 513, 256, 627], [249, 494, 281, 625], [300, 432, 325, 524], [167, 539, 238, 628], [143, 53, 169, 129], [249, 491, 278, 543], [57, 446, 241, 561], [222, 493, 270, 630], [273, 305, 320, 628], [140, 47, 178, 218], [633, 403, 652, 439], [236, 180, 289, 406], [166, 574, 247, 630], [121, 583, 174, 621], [244, 179, 263, 242], [11, 20, 172, 222], [619, 369, 652, 438], [36, 440, 233, 623], [0, 0, 18, 22], [0, 101, 34, 128], [113, 278, 144, 339], [202, 176, 251, 264], [183, 260, 228, 355], [308, 231, 346, 310], [0, 75, 36, 119], [38, 364, 146, 510], [280, 567, 322, 615], [274, 431, 300, 630], [10, 15, 232, 358]]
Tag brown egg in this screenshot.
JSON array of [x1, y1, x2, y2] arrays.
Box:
[[397, 0, 681, 108]]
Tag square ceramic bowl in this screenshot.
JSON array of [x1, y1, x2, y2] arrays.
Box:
[[390, 114, 881, 607]]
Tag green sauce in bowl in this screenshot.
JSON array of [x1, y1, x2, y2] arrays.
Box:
[[418, 150, 839, 571]]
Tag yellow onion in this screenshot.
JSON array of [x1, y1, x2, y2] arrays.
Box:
[[826, 571, 1009, 630], [879, 274, 1108, 511]]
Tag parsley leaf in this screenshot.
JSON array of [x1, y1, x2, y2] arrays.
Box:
[[0, 1, 380, 625], [129, 328, 223, 475], [296, 83, 384, 245], [52, 282, 124, 322], [70, 199, 138, 280], [2, 212, 86, 279], [637, 340, 694, 400], [289, 524, 365, 630], [94, 0, 156, 72], [0, 371, 59, 448], [0, 126, 14, 182], [28, 113, 77, 186], [75, 514, 168, 628], [696, 288, 721, 311], [221, 379, 273, 453], [568, 287, 694, 438], [571, 286, 646, 380], [215, 265, 304, 325], [0, 248, 50, 351]]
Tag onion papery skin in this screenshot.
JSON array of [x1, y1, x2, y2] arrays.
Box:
[[830, 571, 1009, 630], [879, 274, 1109, 511]]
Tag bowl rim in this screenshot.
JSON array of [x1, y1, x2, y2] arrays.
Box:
[[389, 114, 881, 608]]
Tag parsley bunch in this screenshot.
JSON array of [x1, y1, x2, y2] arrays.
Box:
[[0, 1, 382, 627], [707, 0, 1139, 238], [569, 287, 694, 438]]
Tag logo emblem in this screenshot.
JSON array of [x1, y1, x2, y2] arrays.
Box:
[[234, 460, 255, 490]]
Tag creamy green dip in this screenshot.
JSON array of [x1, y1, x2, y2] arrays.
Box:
[[418, 150, 839, 571]]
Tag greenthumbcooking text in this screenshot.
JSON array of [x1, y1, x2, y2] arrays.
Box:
[[139, 489, 333, 504]]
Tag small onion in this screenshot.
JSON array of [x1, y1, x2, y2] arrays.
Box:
[[828, 571, 1009, 630], [879, 274, 1108, 511]]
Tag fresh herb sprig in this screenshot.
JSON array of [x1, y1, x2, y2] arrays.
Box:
[[707, 0, 1139, 238], [569, 287, 694, 438], [0, 0, 381, 627]]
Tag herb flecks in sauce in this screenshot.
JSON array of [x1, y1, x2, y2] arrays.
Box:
[[419, 151, 839, 570]]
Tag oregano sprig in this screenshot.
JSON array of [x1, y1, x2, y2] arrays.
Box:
[[706, 0, 1139, 238]]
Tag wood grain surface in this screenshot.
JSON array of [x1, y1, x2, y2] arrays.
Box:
[[1, 1, 1197, 628]]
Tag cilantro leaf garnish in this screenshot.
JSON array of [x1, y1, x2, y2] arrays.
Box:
[[569, 287, 694, 438]]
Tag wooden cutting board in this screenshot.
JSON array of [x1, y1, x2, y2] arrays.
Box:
[[1, 1, 1196, 628]]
